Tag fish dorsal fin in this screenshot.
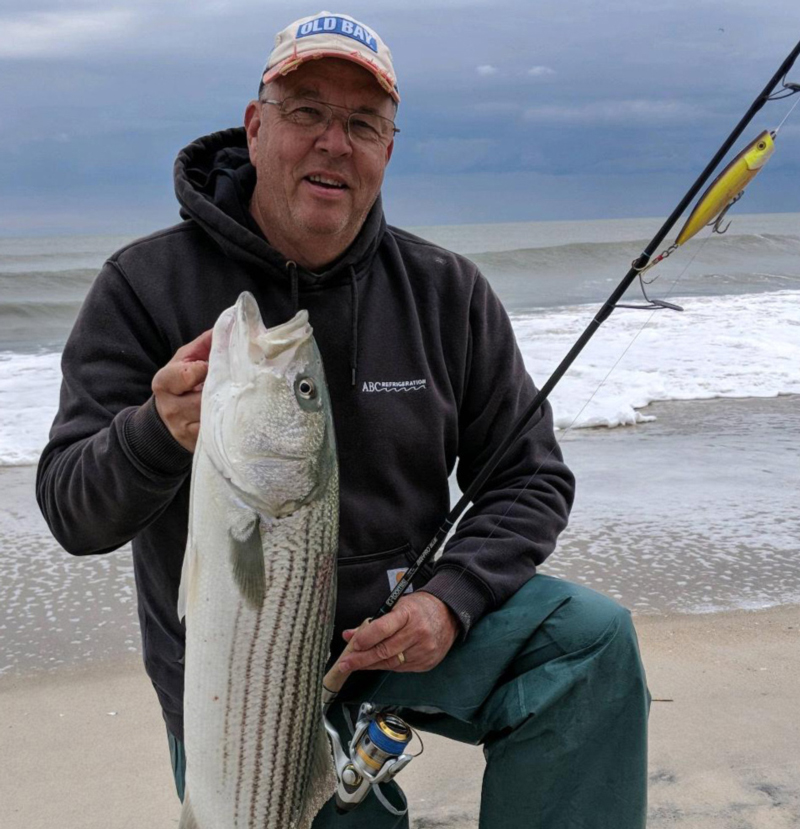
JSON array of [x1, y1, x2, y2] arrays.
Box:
[[229, 508, 266, 609]]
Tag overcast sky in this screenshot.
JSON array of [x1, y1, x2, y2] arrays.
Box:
[[2, 1, 799, 235]]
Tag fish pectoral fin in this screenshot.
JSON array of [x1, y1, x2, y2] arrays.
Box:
[[178, 791, 199, 829], [229, 515, 266, 610]]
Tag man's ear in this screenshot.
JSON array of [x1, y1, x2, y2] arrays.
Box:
[[244, 101, 261, 164]]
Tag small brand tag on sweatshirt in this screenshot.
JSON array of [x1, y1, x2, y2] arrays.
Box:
[[387, 568, 413, 594]]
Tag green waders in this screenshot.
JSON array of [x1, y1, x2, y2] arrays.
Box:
[[169, 575, 650, 828]]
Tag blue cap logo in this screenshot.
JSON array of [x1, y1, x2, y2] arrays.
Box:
[[296, 15, 379, 53]]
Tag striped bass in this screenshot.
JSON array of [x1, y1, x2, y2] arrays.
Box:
[[177, 292, 338, 829]]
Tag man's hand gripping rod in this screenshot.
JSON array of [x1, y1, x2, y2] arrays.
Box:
[[320, 37, 800, 813]]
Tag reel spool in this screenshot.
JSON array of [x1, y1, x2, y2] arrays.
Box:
[[324, 703, 415, 813]]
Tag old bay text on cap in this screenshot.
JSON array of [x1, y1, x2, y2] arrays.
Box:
[[297, 15, 378, 53]]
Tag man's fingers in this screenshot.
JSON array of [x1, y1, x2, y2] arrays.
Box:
[[339, 630, 415, 673], [357, 654, 412, 672], [350, 606, 410, 652], [155, 389, 203, 419], [175, 328, 213, 362], [153, 359, 209, 396]]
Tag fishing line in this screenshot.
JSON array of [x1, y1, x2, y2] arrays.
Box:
[[773, 94, 800, 134], [363, 233, 713, 704]]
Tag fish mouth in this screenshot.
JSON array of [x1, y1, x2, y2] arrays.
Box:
[[257, 308, 313, 363], [218, 293, 314, 379]]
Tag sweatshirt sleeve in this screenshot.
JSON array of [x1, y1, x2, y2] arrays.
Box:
[[420, 271, 576, 634], [35, 260, 194, 556]]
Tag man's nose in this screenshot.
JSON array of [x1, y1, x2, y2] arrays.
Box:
[[315, 114, 353, 156]]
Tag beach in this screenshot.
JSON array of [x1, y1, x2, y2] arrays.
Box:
[[2, 597, 797, 828], [3, 393, 799, 827]]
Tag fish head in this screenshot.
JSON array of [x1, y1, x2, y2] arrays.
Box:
[[201, 292, 335, 518], [744, 130, 775, 171]]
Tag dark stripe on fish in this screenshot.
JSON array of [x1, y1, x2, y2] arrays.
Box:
[[249, 537, 295, 827], [265, 520, 311, 826], [223, 599, 244, 783], [280, 521, 317, 822], [235, 603, 264, 828]]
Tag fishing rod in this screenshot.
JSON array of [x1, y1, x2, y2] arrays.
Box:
[[322, 37, 800, 812]]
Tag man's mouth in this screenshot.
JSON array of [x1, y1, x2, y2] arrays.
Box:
[[304, 174, 348, 190]]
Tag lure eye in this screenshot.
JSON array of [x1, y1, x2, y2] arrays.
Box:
[[297, 377, 316, 399], [757, 141, 766, 150]]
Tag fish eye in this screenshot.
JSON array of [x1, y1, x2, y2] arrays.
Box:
[[296, 377, 316, 399]]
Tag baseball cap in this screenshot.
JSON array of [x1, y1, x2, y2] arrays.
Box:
[[260, 11, 400, 103]]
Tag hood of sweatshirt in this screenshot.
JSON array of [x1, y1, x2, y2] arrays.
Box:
[[173, 126, 387, 286], [173, 126, 387, 383]]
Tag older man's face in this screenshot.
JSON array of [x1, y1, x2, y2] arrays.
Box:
[[245, 59, 395, 262]]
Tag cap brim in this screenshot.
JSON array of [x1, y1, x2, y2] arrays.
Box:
[[262, 50, 400, 103]]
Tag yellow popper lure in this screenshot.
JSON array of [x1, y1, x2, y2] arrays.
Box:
[[675, 129, 775, 244], [637, 91, 799, 278]]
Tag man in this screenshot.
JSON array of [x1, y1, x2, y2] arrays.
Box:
[[36, 11, 649, 828]]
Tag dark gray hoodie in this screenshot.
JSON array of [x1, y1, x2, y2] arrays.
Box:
[[36, 127, 575, 740]]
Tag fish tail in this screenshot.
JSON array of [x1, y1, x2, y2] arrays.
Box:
[[178, 791, 200, 829]]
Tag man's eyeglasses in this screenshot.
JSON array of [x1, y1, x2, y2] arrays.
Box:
[[262, 97, 399, 148]]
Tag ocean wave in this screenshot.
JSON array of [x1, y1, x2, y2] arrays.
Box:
[[3, 288, 800, 466], [0, 251, 100, 264], [0, 269, 96, 297], [1, 300, 83, 323], [515, 289, 800, 430], [468, 233, 800, 276]]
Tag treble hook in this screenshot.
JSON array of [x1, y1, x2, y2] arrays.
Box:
[[708, 191, 744, 235]]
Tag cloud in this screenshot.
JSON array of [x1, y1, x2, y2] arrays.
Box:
[[0, 10, 137, 58], [413, 137, 498, 173], [528, 66, 556, 77], [469, 101, 525, 117], [523, 99, 708, 125], [476, 65, 498, 77]]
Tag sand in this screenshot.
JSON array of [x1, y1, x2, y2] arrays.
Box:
[[2, 603, 798, 829]]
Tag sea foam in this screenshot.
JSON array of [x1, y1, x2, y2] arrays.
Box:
[[2, 290, 800, 466], [516, 289, 800, 430]]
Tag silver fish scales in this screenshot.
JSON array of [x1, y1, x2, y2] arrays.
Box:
[[178, 293, 338, 829]]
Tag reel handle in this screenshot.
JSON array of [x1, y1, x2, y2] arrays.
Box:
[[322, 617, 372, 699]]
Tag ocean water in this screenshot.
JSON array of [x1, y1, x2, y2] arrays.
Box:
[[1, 213, 799, 466], [2, 213, 800, 675]]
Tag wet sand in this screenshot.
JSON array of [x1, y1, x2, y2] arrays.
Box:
[[4, 395, 800, 679], [551, 394, 800, 615], [1, 604, 798, 828], [2, 394, 799, 826]]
